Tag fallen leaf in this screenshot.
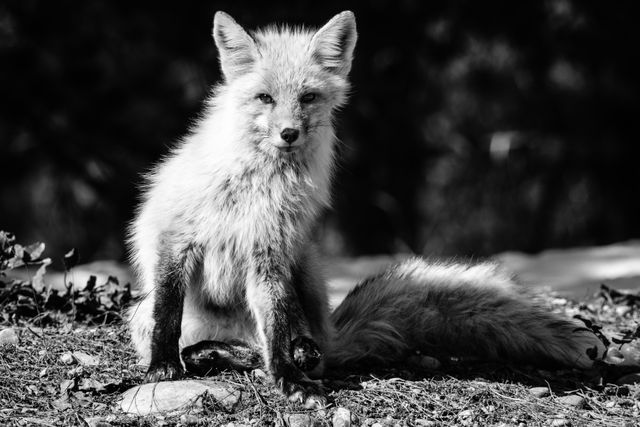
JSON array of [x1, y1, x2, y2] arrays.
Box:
[[51, 396, 73, 411], [79, 378, 106, 393], [73, 351, 100, 366]]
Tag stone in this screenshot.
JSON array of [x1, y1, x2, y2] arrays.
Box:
[[0, 328, 18, 346], [84, 417, 112, 427], [332, 407, 351, 427], [118, 380, 240, 415], [59, 352, 75, 365], [285, 413, 316, 427], [557, 394, 584, 408], [179, 414, 199, 425], [529, 386, 550, 398]]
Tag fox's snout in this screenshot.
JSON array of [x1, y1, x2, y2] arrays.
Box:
[[280, 128, 299, 144]]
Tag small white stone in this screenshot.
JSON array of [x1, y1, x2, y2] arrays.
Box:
[[179, 414, 199, 426], [332, 407, 351, 427], [557, 394, 584, 408], [285, 413, 316, 427], [0, 328, 18, 346], [529, 386, 550, 398], [59, 352, 75, 365]]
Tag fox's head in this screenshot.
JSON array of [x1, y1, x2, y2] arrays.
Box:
[[212, 11, 357, 156]]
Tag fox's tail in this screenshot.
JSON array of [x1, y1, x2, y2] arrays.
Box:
[[325, 258, 604, 370]]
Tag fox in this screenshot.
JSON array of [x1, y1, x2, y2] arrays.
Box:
[[127, 10, 605, 408]]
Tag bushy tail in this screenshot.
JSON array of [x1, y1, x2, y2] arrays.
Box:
[[326, 258, 604, 370]]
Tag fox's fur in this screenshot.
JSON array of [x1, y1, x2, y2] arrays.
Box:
[[127, 11, 604, 407]]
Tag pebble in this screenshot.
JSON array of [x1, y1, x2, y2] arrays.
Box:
[[59, 352, 75, 365], [285, 413, 316, 427], [119, 380, 241, 415], [252, 368, 268, 381], [0, 328, 18, 346], [557, 394, 585, 408], [616, 306, 632, 317], [529, 386, 550, 398], [332, 407, 351, 427], [84, 417, 112, 427], [179, 414, 199, 426]]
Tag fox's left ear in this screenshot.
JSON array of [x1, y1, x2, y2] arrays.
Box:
[[311, 11, 358, 76]]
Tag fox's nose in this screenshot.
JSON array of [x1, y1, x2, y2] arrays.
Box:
[[280, 128, 299, 144]]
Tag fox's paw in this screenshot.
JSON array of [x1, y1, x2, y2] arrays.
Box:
[[291, 336, 323, 372], [144, 359, 184, 383], [276, 372, 326, 409]]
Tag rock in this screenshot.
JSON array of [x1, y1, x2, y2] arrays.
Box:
[[73, 351, 100, 366], [557, 394, 584, 408], [59, 352, 75, 365], [252, 368, 268, 381], [616, 373, 640, 385], [179, 414, 199, 425], [118, 380, 240, 415], [332, 407, 351, 427], [285, 413, 316, 427], [0, 327, 18, 346], [529, 387, 550, 398], [616, 306, 632, 317], [551, 418, 570, 427], [84, 416, 112, 427], [619, 341, 640, 367]]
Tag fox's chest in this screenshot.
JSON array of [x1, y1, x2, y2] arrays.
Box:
[[194, 169, 318, 303]]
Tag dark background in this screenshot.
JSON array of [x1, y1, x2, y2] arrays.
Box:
[[1, 0, 639, 266]]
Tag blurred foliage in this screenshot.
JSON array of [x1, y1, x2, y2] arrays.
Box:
[[0, 0, 639, 263]]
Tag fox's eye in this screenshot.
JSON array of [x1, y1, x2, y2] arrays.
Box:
[[300, 93, 317, 103], [257, 93, 274, 104]]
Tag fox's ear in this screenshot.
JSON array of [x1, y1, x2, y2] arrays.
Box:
[[213, 11, 258, 81], [311, 11, 358, 76]]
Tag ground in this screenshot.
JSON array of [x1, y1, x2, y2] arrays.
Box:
[[1, 234, 640, 426]]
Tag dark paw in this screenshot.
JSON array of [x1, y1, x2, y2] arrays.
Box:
[[275, 368, 326, 409], [144, 359, 184, 383], [291, 336, 323, 372]]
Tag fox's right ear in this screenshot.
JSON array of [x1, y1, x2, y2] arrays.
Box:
[[213, 12, 258, 81]]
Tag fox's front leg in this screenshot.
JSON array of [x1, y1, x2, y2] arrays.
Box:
[[247, 261, 325, 408], [143, 251, 187, 383]]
